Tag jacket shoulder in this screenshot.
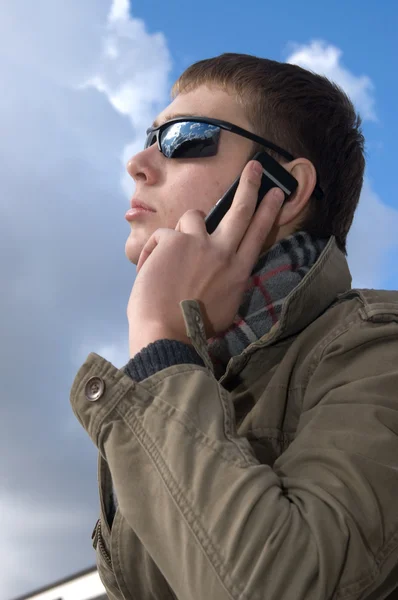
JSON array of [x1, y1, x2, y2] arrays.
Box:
[[336, 288, 398, 322], [294, 288, 398, 382]]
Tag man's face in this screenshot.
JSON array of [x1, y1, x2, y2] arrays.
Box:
[[125, 85, 254, 264]]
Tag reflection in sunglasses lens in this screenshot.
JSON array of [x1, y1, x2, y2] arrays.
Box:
[[161, 122, 220, 158]]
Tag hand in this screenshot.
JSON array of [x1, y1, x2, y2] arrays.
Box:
[[127, 160, 284, 357]]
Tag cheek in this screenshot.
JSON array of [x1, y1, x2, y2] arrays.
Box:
[[164, 172, 222, 225]]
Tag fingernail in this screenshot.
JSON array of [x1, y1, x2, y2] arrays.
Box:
[[272, 188, 285, 204], [251, 161, 263, 178]]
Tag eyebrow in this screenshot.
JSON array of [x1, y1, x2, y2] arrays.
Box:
[[151, 112, 204, 128]]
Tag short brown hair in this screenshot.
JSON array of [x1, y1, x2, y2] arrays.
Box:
[[171, 53, 365, 253]]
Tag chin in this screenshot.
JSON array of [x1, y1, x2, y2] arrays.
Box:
[[125, 234, 142, 265]]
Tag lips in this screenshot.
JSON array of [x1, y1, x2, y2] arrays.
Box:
[[130, 199, 156, 212]]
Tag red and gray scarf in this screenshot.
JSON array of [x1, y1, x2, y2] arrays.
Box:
[[207, 230, 328, 380]]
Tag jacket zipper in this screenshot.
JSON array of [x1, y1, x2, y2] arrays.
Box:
[[93, 518, 113, 569]]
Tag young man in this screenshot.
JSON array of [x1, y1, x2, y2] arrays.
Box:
[[70, 54, 398, 599]]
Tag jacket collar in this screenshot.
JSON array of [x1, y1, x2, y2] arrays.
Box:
[[180, 236, 352, 378], [244, 236, 352, 350]]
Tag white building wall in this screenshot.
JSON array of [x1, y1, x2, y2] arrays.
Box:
[[9, 569, 107, 600]]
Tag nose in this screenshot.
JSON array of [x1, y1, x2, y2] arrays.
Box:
[[126, 146, 160, 185]]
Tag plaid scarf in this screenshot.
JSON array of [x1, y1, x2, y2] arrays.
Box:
[[207, 231, 328, 380]]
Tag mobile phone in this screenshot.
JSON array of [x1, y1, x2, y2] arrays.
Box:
[[204, 151, 298, 234]]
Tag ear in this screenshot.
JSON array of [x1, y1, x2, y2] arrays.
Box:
[[275, 157, 317, 228]]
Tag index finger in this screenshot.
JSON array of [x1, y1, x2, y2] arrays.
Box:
[[212, 160, 263, 251], [237, 186, 284, 267]]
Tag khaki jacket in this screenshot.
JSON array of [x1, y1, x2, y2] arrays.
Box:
[[70, 237, 398, 600]]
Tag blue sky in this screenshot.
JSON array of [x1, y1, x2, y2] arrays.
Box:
[[1, 1, 397, 598]]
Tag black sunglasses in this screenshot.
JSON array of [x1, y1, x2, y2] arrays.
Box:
[[145, 116, 324, 200]]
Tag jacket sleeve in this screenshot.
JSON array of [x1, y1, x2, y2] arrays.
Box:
[[70, 306, 398, 600]]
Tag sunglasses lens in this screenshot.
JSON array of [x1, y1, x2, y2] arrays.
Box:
[[160, 122, 220, 158], [144, 131, 157, 149]]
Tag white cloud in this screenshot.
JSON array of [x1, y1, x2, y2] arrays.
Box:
[[286, 40, 377, 122], [82, 1, 172, 131], [108, 0, 130, 23], [0, 1, 172, 598], [79, 0, 172, 199], [347, 179, 398, 288]]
